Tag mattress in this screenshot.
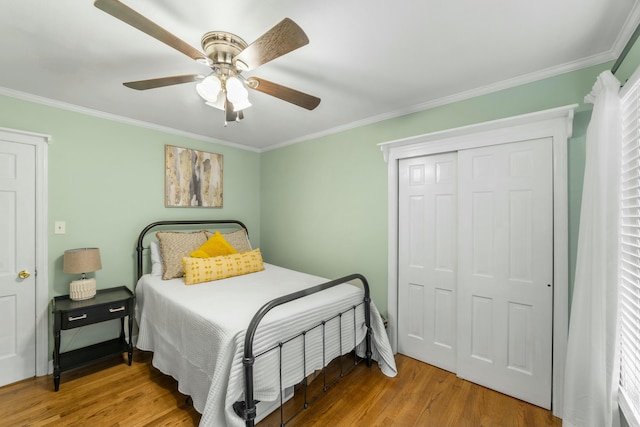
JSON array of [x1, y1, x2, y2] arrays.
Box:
[[135, 262, 396, 427]]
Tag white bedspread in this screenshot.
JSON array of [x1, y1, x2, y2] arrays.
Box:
[[135, 263, 397, 427]]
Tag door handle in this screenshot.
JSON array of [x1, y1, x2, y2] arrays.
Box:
[[18, 270, 31, 279]]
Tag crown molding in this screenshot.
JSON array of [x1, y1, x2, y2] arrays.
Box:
[[0, 87, 260, 153]]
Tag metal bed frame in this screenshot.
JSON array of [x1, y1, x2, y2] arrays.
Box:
[[135, 220, 373, 427]]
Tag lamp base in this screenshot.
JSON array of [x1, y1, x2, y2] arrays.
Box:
[[69, 278, 96, 301]]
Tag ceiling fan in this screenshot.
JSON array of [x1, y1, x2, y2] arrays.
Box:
[[93, 0, 321, 123]]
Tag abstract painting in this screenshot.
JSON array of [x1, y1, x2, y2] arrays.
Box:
[[165, 145, 223, 207]]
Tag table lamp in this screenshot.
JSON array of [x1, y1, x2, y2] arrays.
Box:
[[63, 248, 102, 300]]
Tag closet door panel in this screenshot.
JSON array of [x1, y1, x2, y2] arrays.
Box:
[[398, 153, 457, 372], [457, 138, 553, 409]]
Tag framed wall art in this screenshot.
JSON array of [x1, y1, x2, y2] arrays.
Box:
[[165, 145, 223, 207]]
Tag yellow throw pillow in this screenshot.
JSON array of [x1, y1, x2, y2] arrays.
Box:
[[190, 230, 238, 258], [182, 249, 265, 285]]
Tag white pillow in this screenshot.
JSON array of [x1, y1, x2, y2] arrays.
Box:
[[150, 241, 163, 276]]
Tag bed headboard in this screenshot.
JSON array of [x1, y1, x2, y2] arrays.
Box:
[[135, 219, 248, 281]]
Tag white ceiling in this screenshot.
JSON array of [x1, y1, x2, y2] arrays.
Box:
[[1, 0, 638, 151]]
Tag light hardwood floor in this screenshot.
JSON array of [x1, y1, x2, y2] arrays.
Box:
[[0, 350, 561, 426]]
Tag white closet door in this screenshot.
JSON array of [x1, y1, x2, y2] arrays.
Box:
[[457, 138, 553, 408], [398, 152, 458, 372]]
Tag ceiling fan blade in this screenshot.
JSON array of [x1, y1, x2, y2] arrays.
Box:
[[233, 18, 309, 71], [123, 74, 203, 90], [246, 77, 320, 110], [94, 0, 205, 61]]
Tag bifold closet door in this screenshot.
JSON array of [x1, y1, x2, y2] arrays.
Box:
[[457, 138, 553, 409], [398, 152, 458, 373]]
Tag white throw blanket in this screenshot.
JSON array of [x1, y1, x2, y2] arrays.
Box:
[[136, 263, 397, 427]]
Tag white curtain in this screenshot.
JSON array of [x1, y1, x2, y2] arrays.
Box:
[[563, 70, 622, 427]]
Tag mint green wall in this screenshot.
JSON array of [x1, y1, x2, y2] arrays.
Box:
[[614, 32, 640, 85], [0, 59, 622, 353], [0, 95, 261, 350], [567, 109, 589, 303], [260, 128, 389, 307], [260, 62, 612, 315]]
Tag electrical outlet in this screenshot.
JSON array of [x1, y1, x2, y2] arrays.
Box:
[[54, 221, 66, 234]]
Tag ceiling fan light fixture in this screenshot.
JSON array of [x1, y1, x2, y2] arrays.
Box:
[[196, 75, 222, 102], [230, 98, 252, 112], [226, 76, 251, 111], [205, 90, 227, 111]]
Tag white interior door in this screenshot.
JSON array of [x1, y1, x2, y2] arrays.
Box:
[[0, 139, 36, 386], [457, 138, 553, 408], [398, 152, 458, 372]]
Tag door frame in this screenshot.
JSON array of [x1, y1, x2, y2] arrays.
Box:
[[379, 104, 576, 418], [0, 126, 50, 377]]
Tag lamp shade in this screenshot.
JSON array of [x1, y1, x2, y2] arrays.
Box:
[[63, 248, 102, 274]]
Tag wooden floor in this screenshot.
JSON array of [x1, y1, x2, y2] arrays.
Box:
[[0, 350, 561, 427]]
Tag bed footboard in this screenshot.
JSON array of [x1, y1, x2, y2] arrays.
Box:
[[234, 273, 373, 427]]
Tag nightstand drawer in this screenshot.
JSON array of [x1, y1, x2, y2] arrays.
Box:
[[60, 301, 130, 329]]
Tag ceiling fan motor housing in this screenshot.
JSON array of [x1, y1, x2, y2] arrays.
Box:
[[201, 31, 248, 68]]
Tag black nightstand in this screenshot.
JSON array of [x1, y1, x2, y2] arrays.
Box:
[[52, 286, 134, 391]]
